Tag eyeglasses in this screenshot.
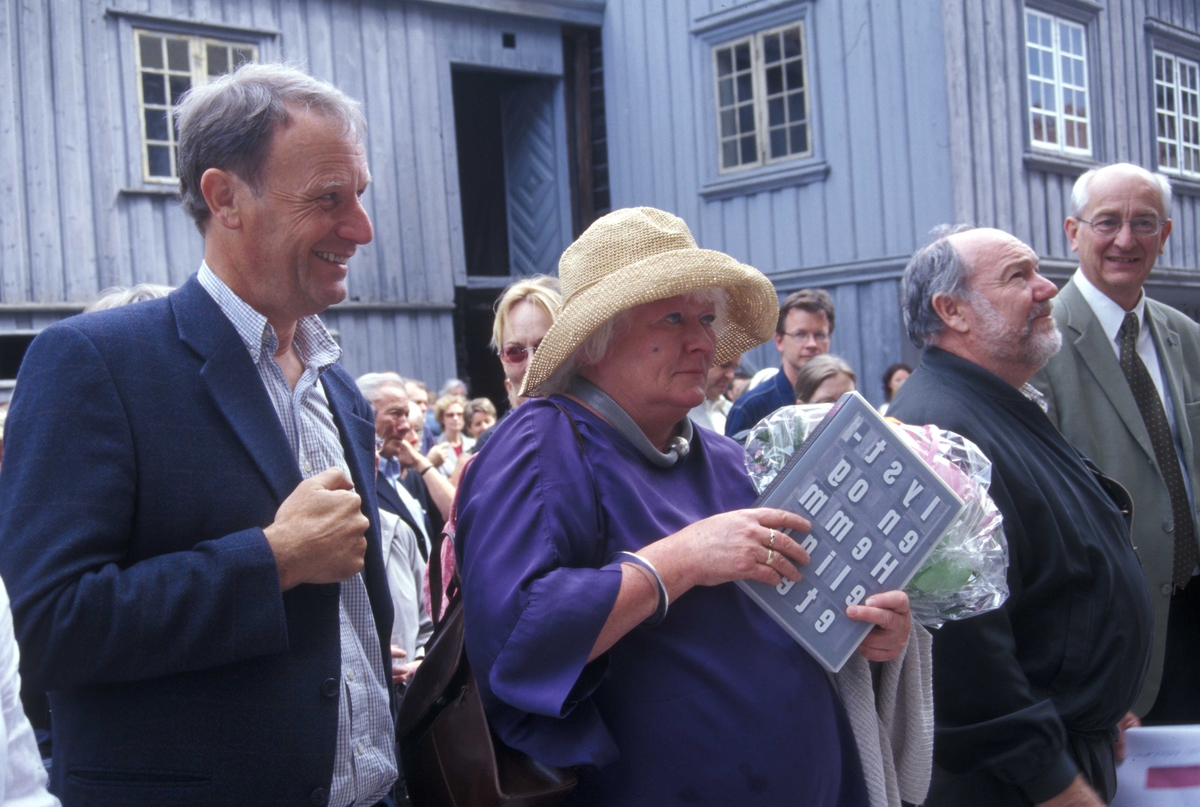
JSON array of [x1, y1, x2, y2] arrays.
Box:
[[1079, 217, 1167, 237], [781, 330, 830, 344], [499, 342, 540, 364]]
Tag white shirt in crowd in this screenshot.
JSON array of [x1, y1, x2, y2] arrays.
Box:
[[689, 395, 733, 434], [0, 577, 58, 807], [379, 510, 434, 663]]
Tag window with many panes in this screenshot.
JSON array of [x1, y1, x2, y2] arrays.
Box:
[[135, 30, 256, 182], [1155, 51, 1200, 178], [1025, 9, 1091, 156], [712, 22, 811, 173]]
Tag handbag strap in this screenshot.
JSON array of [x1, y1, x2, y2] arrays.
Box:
[[430, 453, 477, 630]]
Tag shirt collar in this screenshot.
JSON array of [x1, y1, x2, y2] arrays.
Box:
[[1019, 382, 1048, 413], [198, 262, 341, 371], [1073, 267, 1147, 344]]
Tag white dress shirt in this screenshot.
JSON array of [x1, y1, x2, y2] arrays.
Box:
[[1074, 269, 1176, 431], [690, 395, 733, 433], [0, 578, 58, 807], [379, 510, 434, 661]]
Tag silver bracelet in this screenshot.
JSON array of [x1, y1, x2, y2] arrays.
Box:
[[609, 551, 669, 626]]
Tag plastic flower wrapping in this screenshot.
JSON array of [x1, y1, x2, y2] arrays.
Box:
[[744, 405, 1009, 628]]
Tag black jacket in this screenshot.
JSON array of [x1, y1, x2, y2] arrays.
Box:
[[889, 347, 1153, 805]]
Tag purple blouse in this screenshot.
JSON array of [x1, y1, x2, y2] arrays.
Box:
[[456, 396, 866, 806]]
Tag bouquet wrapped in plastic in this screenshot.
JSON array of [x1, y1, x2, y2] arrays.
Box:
[[744, 405, 1009, 628]]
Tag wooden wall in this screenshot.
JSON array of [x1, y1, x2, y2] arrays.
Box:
[[0, 0, 579, 383], [600, 0, 956, 403], [942, 0, 1200, 275]]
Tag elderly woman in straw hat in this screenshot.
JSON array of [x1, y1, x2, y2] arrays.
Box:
[[454, 208, 911, 806]]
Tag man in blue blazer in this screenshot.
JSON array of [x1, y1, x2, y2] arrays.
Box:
[[0, 64, 397, 805]]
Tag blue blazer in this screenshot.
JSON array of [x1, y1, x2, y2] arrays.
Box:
[[0, 276, 393, 805]]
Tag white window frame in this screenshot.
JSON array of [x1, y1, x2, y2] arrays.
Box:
[[711, 21, 813, 175], [1025, 8, 1092, 157], [134, 29, 258, 184], [1155, 50, 1200, 179]]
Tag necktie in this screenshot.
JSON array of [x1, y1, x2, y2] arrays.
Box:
[[1119, 312, 1198, 590], [382, 456, 401, 483]]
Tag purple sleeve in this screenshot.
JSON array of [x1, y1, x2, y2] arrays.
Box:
[[456, 401, 623, 720]]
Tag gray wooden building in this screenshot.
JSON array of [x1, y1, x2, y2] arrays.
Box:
[[606, 0, 1200, 403], [3, 0, 1199, 407]]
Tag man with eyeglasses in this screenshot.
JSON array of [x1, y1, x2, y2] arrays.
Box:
[[1032, 162, 1200, 729], [724, 288, 835, 440]]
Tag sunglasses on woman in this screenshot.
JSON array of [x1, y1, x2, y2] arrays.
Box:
[[499, 342, 540, 364]]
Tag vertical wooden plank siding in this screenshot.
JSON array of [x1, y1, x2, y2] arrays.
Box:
[[1001, 0, 1031, 243], [360, 0, 402, 305], [818, 2, 858, 266], [829, 283, 863, 389], [50, 1, 99, 303], [902, 0, 955, 239], [19, 0, 66, 303], [0, 0, 30, 302], [840, 0, 885, 261], [871, 0, 914, 255], [332, 0, 382, 304], [983, 0, 1012, 234], [383, 2, 427, 304], [942, 0, 974, 225], [82, 0, 132, 293]]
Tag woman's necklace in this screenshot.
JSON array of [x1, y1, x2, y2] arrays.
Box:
[[568, 377, 692, 468]]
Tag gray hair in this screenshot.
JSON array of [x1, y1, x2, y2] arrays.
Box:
[[901, 224, 976, 349], [175, 63, 367, 233], [538, 288, 730, 396], [1070, 163, 1173, 218], [84, 284, 174, 313], [438, 378, 467, 397], [355, 371, 406, 409]]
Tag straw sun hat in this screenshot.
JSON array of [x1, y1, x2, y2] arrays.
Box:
[[521, 207, 780, 397]]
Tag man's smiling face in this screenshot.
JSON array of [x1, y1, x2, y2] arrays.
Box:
[[1066, 167, 1171, 310], [235, 106, 374, 322]]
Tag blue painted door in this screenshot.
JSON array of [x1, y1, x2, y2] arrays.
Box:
[[500, 78, 571, 276]]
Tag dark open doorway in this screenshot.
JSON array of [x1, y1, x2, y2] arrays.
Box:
[[452, 68, 529, 279], [454, 287, 511, 415], [450, 68, 532, 410]]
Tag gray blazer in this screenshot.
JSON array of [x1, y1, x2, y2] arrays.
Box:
[[1031, 276, 1200, 715]]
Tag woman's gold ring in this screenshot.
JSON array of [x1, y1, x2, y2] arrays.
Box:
[[768, 529, 777, 549], [766, 549, 775, 566]]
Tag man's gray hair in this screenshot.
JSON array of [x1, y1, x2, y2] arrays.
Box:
[[355, 371, 406, 409], [175, 63, 367, 233], [901, 224, 976, 349], [1070, 163, 1173, 218], [538, 288, 729, 396], [84, 284, 174, 313]]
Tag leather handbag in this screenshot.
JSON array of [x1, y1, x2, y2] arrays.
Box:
[[397, 456, 577, 807]]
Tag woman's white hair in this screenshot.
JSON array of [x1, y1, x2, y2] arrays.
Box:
[[538, 288, 729, 396]]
